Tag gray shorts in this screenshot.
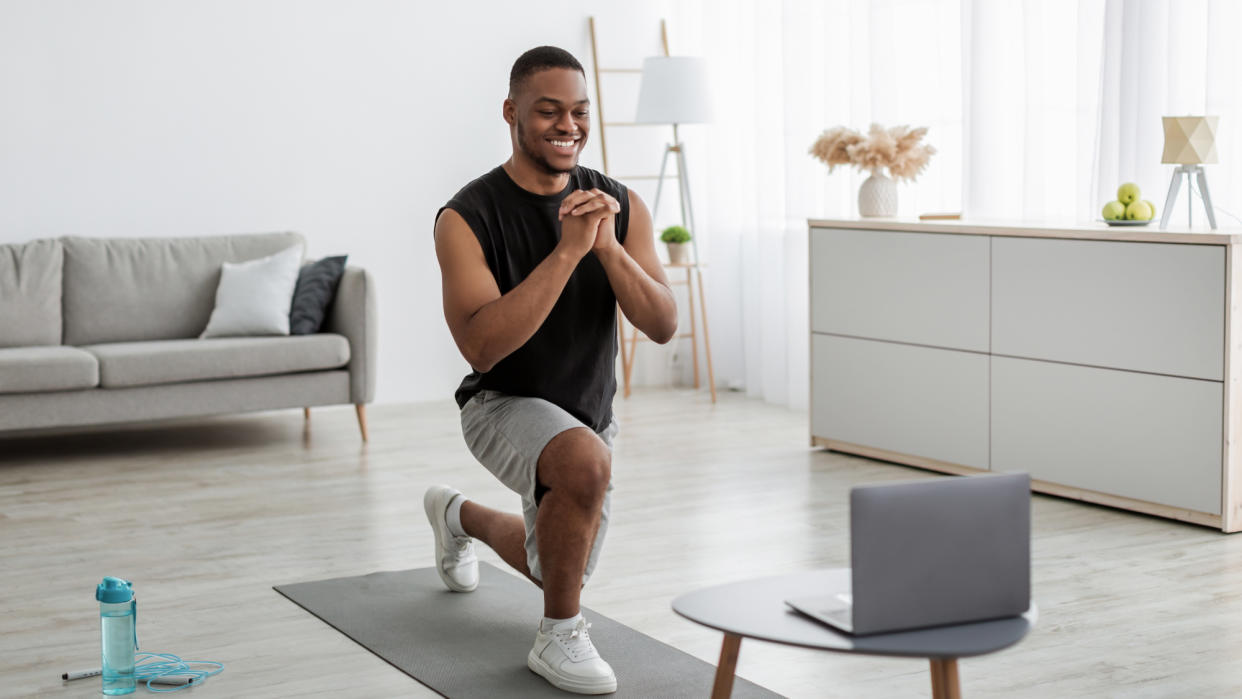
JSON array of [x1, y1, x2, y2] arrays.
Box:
[[460, 389, 619, 583]]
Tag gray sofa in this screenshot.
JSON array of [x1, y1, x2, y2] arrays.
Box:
[[0, 232, 376, 439]]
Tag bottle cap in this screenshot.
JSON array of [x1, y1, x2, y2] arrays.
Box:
[[96, 577, 133, 603]]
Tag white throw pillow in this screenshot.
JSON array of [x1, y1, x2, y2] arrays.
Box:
[[200, 244, 303, 338]]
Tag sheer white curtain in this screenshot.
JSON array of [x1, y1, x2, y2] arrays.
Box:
[[962, 1, 1104, 219], [966, 0, 1242, 222], [672, 0, 1242, 409], [1093, 0, 1241, 226], [673, 0, 962, 410]]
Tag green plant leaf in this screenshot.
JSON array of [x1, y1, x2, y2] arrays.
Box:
[[660, 225, 691, 243]]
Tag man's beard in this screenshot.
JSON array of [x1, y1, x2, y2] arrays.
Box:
[[517, 118, 577, 175]]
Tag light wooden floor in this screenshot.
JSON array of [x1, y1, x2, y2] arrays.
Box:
[[5, 389, 1242, 698]]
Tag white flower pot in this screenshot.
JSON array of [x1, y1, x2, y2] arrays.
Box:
[[858, 173, 897, 217], [666, 242, 691, 265]]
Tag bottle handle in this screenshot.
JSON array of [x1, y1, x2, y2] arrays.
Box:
[[132, 597, 139, 651]]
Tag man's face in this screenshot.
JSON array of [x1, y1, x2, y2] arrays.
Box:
[[506, 68, 590, 175]]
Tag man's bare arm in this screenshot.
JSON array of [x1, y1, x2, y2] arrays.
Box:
[[435, 207, 599, 372], [587, 190, 678, 343], [435, 209, 574, 372]]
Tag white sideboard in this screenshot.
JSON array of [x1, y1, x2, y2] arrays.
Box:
[[808, 218, 1242, 531]]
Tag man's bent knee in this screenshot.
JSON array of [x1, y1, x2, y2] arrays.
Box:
[[537, 428, 611, 504]]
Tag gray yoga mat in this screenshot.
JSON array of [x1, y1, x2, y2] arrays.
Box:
[[274, 563, 782, 698]]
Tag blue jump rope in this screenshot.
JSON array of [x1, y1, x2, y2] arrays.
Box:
[[135, 652, 224, 692]]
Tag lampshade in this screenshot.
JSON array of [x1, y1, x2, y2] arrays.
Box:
[[1162, 116, 1219, 164], [635, 56, 712, 125]]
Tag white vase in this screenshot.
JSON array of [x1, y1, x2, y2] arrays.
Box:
[[858, 172, 897, 217]]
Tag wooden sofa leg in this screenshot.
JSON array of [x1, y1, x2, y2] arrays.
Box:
[[355, 403, 369, 442]]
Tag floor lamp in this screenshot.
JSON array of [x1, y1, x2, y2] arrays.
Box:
[[635, 56, 712, 263], [1159, 115, 1219, 230], [633, 56, 717, 402]]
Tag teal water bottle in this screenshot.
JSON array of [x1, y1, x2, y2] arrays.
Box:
[[96, 577, 136, 695]]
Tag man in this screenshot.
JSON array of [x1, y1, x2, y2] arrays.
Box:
[[426, 46, 678, 694]]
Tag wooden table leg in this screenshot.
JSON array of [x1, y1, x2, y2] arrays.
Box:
[[929, 658, 961, 699], [711, 633, 742, 699]]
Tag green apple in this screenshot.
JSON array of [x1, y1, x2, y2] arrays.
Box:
[[1102, 201, 1126, 220], [1126, 200, 1154, 221], [1117, 182, 1141, 205], [1143, 200, 1157, 219]]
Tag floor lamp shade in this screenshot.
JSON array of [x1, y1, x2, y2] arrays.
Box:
[[1162, 116, 1218, 164], [635, 57, 712, 124]]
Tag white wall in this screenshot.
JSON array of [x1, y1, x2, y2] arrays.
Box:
[[0, 0, 706, 404]]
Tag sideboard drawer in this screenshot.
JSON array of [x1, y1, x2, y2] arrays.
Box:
[[812, 334, 989, 469], [810, 228, 989, 351], [991, 356, 1222, 514], [992, 237, 1224, 380]]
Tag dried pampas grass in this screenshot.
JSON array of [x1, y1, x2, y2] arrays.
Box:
[[807, 126, 863, 173], [809, 123, 936, 182]]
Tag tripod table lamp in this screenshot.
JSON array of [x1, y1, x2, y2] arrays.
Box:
[[1159, 115, 1219, 230]]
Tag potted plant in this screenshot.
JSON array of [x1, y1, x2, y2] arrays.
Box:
[[809, 124, 936, 217], [660, 225, 692, 264]]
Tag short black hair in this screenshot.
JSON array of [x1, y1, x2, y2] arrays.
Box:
[[509, 46, 586, 98]]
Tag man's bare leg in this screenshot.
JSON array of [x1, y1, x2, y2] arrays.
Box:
[[532, 427, 610, 619], [459, 428, 609, 612], [459, 502, 540, 585]]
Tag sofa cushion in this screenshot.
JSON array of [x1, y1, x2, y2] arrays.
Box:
[[200, 244, 304, 338], [84, 334, 351, 388], [0, 239, 63, 347], [62, 232, 304, 346], [290, 255, 348, 335], [0, 346, 99, 394]]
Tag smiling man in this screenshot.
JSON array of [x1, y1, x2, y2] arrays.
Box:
[[426, 46, 677, 694]]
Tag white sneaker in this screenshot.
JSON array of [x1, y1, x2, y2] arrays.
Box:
[[527, 616, 617, 695], [423, 485, 478, 592]]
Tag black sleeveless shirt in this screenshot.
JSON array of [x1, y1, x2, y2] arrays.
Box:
[[440, 165, 629, 432]]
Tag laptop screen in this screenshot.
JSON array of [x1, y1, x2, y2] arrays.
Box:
[[847, 473, 1030, 634]]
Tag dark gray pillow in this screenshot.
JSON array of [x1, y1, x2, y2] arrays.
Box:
[[289, 255, 348, 335]]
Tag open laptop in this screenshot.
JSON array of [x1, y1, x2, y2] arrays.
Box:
[[786, 472, 1030, 636]]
